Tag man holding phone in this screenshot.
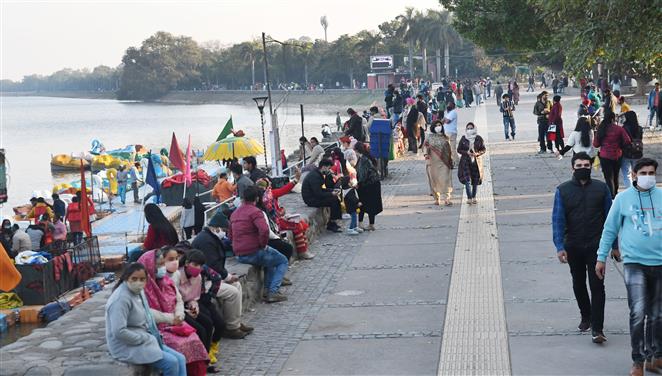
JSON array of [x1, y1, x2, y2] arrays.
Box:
[[552, 152, 615, 344]]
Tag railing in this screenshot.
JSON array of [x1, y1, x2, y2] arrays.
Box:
[[282, 141, 340, 177], [203, 196, 236, 225]]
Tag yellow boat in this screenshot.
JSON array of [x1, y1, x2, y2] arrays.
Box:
[[50, 154, 90, 172], [91, 154, 131, 171]]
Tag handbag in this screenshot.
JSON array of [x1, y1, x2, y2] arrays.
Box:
[[547, 124, 557, 133], [165, 321, 196, 336]]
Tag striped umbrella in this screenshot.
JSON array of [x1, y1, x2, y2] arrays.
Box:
[[202, 135, 265, 161]]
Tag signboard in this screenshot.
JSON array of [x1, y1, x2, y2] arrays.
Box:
[[370, 55, 393, 70], [0, 149, 6, 204]]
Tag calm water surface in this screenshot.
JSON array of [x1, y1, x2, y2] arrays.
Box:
[[0, 96, 337, 216]]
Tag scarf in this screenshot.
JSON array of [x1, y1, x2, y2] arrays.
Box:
[[426, 132, 452, 169]]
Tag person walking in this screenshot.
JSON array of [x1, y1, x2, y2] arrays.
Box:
[[500, 94, 516, 141], [385, 84, 394, 118], [548, 95, 565, 152], [335, 111, 342, 132], [647, 82, 661, 129], [512, 81, 520, 105], [353, 142, 383, 231], [595, 158, 662, 376], [552, 152, 613, 344], [405, 98, 420, 153], [392, 89, 404, 127], [534, 91, 553, 154], [457, 122, 486, 205], [117, 165, 129, 205], [128, 162, 142, 204], [527, 75, 535, 92], [620, 111, 644, 188], [593, 111, 632, 198], [556, 117, 595, 158], [442, 102, 459, 167], [424, 120, 453, 206]]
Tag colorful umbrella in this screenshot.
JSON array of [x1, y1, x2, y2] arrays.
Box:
[[202, 135, 264, 161]]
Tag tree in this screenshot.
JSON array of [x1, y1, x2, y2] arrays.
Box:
[[239, 40, 261, 89], [117, 31, 203, 100], [320, 15, 329, 42], [424, 10, 461, 80], [396, 7, 421, 78]]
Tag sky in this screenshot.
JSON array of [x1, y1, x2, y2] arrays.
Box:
[[1, 0, 441, 81]]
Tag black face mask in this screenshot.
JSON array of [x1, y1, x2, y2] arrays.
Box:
[[573, 168, 591, 181]]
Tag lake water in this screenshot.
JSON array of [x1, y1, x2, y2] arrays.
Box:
[[0, 96, 337, 216]]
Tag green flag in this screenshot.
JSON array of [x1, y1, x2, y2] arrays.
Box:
[[216, 116, 234, 141]]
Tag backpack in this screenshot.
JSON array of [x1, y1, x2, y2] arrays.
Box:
[[623, 126, 644, 159]]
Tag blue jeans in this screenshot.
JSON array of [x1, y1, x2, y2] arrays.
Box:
[[118, 183, 127, 204], [151, 344, 186, 376], [620, 158, 637, 188], [503, 117, 516, 139], [464, 182, 477, 199], [349, 212, 358, 229], [237, 246, 288, 294], [624, 264, 662, 363]]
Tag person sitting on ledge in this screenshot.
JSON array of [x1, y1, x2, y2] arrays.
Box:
[[301, 159, 343, 233], [229, 186, 289, 303], [105, 262, 187, 376], [243, 156, 269, 183]]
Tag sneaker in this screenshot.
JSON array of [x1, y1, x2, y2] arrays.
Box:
[[221, 328, 248, 339], [281, 277, 292, 286], [577, 319, 591, 332], [538, 150, 546, 154], [505, 138, 511, 141], [367, 224, 376, 231], [591, 330, 607, 344], [265, 292, 288, 303], [346, 228, 359, 236], [467, 200, 474, 205], [355, 227, 364, 233], [630, 363, 644, 376], [472, 198, 478, 205], [326, 223, 342, 233], [298, 252, 315, 260], [342, 213, 351, 220], [239, 323, 254, 333]]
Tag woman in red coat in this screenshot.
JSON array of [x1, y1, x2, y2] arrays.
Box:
[[547, 95, 565, 152]]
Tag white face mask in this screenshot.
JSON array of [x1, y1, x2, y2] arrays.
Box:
[[434, 126, 443, 133], [636, 175, 656, 190], [127, 281, 145, 294], [212, 227, 226, 239], [466, 129, 477, 136]]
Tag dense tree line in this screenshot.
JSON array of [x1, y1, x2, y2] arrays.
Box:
[[1, 66, 120, 92]]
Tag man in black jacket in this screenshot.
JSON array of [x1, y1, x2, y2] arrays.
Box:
[[301, 159, 342, 232], [552, 152, 616, 344], [191, 211, 252, 338], [243, 156, 269, 183], [344, 108, 365, 142], [534, 91, 553, 154], [405, 101, 419, 153], [384, 84, 394, 118]]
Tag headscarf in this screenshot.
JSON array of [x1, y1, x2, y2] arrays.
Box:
[[138, 250, 178, 329], [426, 130, 452, 169]]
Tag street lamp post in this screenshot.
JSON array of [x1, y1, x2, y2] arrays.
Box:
[[252, 96, 269, 168]]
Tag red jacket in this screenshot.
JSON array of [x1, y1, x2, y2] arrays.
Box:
[[228, 202, 269, 256], [548, 102, 564, 138], [593, 124, 631, 160]]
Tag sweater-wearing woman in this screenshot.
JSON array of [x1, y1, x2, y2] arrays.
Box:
[[557, 117, 595, 158], [424, 120, 453, 206], [593, 111, 632, 198], [105, 263, 186, 376], [354, 142, 383, 231], [138, 247, 209, 376], [457, 122, 486, 205], [620, 111, 643, 188]]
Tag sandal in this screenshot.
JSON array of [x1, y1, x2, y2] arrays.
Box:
[[444, 200, 453, 206]]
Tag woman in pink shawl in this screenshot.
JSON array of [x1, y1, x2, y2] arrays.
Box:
[[138, 247, 209, 376]]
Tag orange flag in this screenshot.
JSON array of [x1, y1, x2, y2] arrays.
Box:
[[0, 243, 21, 292]]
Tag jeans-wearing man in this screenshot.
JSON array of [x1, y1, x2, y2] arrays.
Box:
[[500, 94, 516, 141], [596, 158, 662, 376], [553, 152, 613, 344], [229, 186, 289, 303], [534, 91, 553, 153]]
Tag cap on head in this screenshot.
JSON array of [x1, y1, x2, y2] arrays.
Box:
[[208, 211, 229, 228]]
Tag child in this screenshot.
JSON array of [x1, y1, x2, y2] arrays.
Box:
[[342, 175, 362, 236], [181, 198, 195, 239]]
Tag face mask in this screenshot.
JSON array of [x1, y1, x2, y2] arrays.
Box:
[[156, 266, 167, 279], [186, 266, 202, 278], [165, 260, 179, 273], [126, 281, 145, 294], [636, 175, 656, 190], [435, 126, 443, 133], [466, 129, 477, 136], [573, 168, 591, 181]]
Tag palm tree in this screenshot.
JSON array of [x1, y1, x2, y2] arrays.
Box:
[[425, 10, 461, 80], [320, 15, 329, 42], [396, 7, 420, 79], [355, 30, 383, 56]]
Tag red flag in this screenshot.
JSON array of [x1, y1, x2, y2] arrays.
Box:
[[169, 132, 185, 172], [184, 135, 192, 187], [79, 160, 92, 237]]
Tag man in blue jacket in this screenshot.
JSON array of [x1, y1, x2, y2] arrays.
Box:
[[596, 158, 662, 376], [552, 152, 614, 344]]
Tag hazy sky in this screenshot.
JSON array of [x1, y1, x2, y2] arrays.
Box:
[[1, 0, 441, 80]]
